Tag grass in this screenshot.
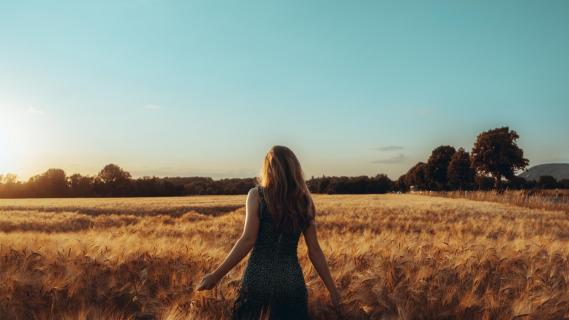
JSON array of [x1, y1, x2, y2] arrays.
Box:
[[428, 189, 569, 213], [1, 194, 569, 319]]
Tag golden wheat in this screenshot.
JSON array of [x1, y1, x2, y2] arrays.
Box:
[[1, 194, 568, 319], [429, 190, 569, 213]]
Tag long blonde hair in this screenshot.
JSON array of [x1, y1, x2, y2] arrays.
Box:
[[258, 146, 315, 233]]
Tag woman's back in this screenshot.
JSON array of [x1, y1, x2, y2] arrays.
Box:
[[197, 146, 339, 320], [233, 186, 309, 319]]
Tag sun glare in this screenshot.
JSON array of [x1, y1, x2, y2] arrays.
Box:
[[0, 108, 41, 178]]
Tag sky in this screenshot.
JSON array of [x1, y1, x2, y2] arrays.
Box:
[[1, 0, 568, 180]]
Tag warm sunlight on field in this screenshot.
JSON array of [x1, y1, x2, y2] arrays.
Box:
[[1, 194, 569, 319]]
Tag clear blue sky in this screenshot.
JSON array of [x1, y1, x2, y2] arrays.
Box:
[[1, 0, 568, 180]]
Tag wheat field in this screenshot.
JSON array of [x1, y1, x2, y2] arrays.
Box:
[[1, 194, 569, 320]]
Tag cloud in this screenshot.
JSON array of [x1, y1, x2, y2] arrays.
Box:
[[375, 145, 404, 152], [372, 153, 405, 164], [143, 104, 162, 110], [27, 106, 45, 115]]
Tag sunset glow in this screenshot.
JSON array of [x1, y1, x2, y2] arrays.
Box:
[[1, 1, 568, 180]]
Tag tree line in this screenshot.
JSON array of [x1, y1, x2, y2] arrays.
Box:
[[0, 164, 257, 198], [0, 127, 567, 198], [397, 127, 569, 191], [306, 174, 394, 194]]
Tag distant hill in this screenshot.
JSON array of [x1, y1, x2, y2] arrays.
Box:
[[519, 163, 569, 181]]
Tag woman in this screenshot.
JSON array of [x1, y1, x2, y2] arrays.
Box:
[[197, 146, 340, 319]]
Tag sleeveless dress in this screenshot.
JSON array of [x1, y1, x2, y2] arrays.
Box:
[[233, 186, 310, 320]]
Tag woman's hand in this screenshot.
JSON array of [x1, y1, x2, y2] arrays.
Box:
[[196, 272, 221, 291]]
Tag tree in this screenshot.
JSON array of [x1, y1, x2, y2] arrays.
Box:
[[507, 176, 529, 190], [97, 164, 132, 196], [28, 169, 68, 197], [304, 175, 393, 194], [0, 173, 21, 198], [395, 175, 409, 192], [316, 176, 331, 193], [98, 164, 131, 184], [68, 174, 95, 197], [405, 162, 428, 190], [44, 168, 68, 196], [538, 175, 557, 189], [426, 146, 456, 190], [2, 174, 18, 184], [371, 174, 394, 193], [558, 179, 569, 189], [475, 176, 495, 190], [471, 127, 528, 189], [447, 148, 475, 190]]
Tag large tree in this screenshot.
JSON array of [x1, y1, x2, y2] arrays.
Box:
[[405, 162, 428, 190], [29, 168, 68, 197], [447, 148, 475, 190], [98, 164, 131, 184], [471, 127, 528, 189], [97, 164, 132, 196], [426, 145, 456, 190]]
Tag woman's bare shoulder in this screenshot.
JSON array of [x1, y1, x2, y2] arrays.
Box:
[[247, 186, 260, 201]]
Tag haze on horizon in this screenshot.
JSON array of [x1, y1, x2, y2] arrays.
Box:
[[1, 0, 568, 181]]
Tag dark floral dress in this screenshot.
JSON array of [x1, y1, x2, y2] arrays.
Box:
[[233, 186, 310, 320]]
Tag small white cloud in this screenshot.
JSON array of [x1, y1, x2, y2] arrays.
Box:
[[375, 145, 404, 152], [27, 106, 45, 115], [144, 104, 162, 110]]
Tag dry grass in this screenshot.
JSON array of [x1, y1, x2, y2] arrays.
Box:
[[1, 194, 569, 319], [429, 190, 569, 213]]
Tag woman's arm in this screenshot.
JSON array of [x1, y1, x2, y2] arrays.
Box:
[[196, 187, 260, 291], [303, 220, 340, 306]]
